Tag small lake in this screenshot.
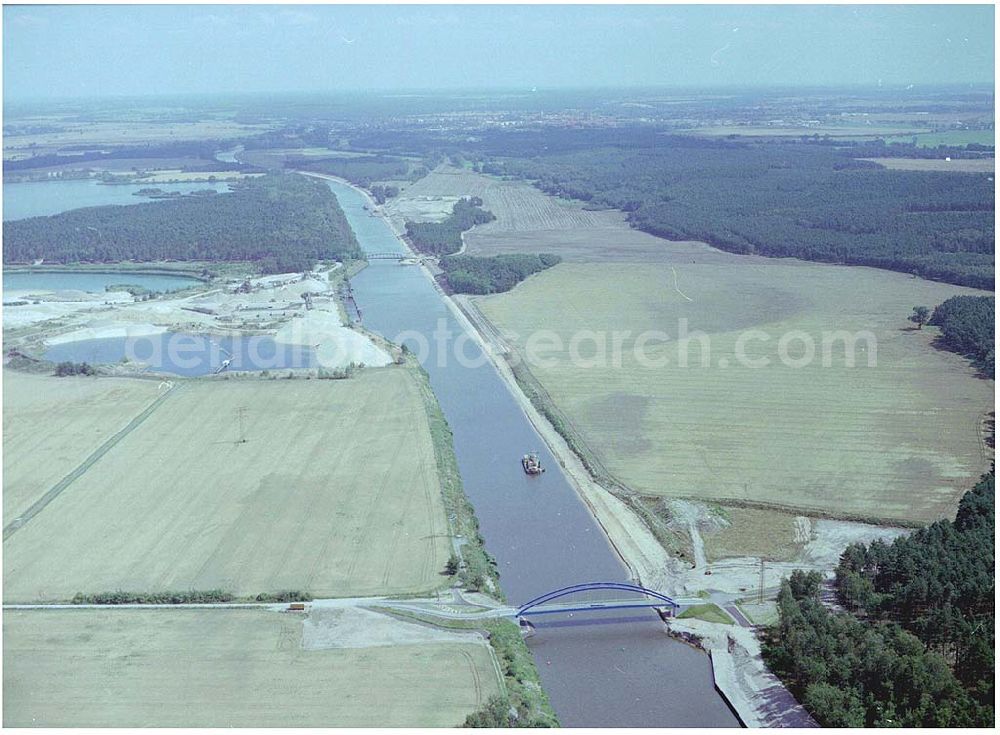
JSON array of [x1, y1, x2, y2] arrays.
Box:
[[3, 271, 201, 295], [2, 179, 231, 221], [44, 332, 316, 377]]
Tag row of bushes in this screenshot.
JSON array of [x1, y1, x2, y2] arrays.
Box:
[[54, 361, 97, 377], [70, 590, 310, 604], [464, 621, 558, 727]]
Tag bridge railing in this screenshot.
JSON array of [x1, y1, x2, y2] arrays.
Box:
[[516, 581, 677, 617]]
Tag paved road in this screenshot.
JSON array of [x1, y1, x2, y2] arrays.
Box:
[[723, 604, 754, 628], [5, 592, 709, 621]]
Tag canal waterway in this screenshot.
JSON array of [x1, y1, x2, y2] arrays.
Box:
[[328, 178, 739, 727]]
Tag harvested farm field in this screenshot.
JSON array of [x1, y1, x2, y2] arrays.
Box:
[[2, 608, 499, 727], [476, 261, 993, 525], [701, 507, 811, 563], [2, 372, 161, 523], [387, 166, 729, 262], [3, 367, 451, 601], [862, 157, 995, 173]]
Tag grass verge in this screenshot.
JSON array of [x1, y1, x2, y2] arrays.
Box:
[[411, 358, 500, 596], [678, 603, 734, 626]]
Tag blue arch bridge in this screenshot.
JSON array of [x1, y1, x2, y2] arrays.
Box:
[[510, 582, 697, 625]]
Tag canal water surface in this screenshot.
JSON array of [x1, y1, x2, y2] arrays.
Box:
[[330, 179, 739, 727]]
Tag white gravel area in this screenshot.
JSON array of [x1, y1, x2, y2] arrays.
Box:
[[46, 323, 168, 345], [302, 607, 488, 650], [273, 310, 391, 368]]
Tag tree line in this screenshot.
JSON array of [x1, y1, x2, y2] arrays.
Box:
[[3, 174, 361, 274], [405, 197, 495, 256], [477, 137, 993, 289], [369, 184, 400, 204], [54, 361, 97, 377], [928, 295, 995, 376], [835, 473, 994, 713], [763, 473, 994, 727], [439, 253, 561, 294]]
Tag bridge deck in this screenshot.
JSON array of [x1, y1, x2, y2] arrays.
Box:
[[516, 597, 703, 617]]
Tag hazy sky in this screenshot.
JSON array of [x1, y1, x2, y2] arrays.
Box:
[[3, 4, 994, 101]]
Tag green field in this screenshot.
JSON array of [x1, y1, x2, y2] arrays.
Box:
[[678, 603, 733, 625], [477, 261, 993, 525], [863, 157, 994, 173], [3, 608, 499, 727], [3, 368, 452, 601], [885, 130, 996, 147]]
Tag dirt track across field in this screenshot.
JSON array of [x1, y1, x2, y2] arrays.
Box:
[[3, 368, 452, 601]]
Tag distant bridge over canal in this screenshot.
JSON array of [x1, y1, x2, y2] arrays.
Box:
[[366, 252, 410, 260]]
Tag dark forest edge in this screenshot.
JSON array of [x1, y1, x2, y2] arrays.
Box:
[[405, 198, 495, 256], [480, 140, 993, 290], [928, 295, 995, 377], [2, 173, 361, 274], [763, 472, 994, 727], [331, 125, 993, 290], [439, 253, 562, 295]]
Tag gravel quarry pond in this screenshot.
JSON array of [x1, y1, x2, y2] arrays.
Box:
[[3, 271, 201, 294], [328, 178, 739, 727], [43, 332, 317, 376]]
